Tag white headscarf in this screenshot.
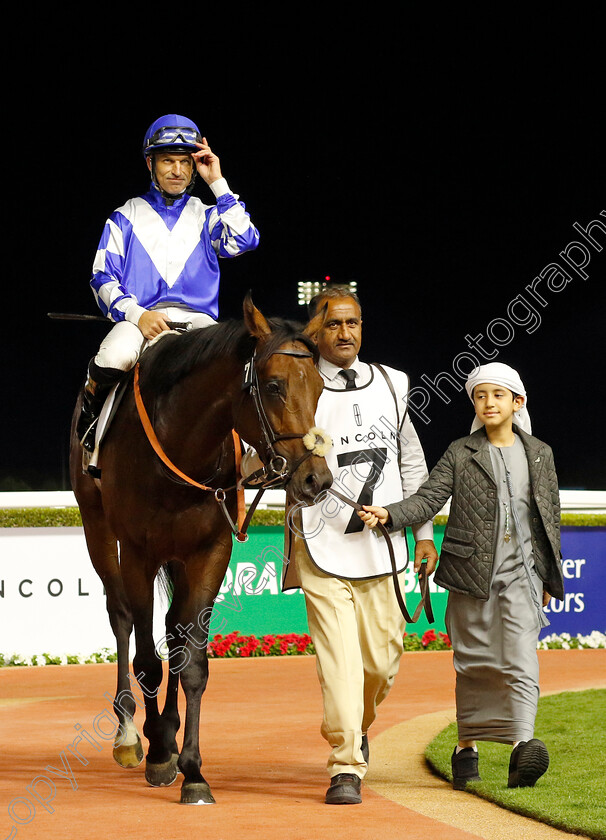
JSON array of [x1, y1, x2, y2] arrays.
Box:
[[465, 362, 531, 434]]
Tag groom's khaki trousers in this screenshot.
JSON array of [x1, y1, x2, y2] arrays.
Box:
[[294, 537, 407, 779]]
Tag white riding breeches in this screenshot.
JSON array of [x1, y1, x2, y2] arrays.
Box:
[[94, 307, 217, 371]]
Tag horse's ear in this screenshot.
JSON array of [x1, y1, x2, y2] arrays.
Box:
[[243, 291, 271, 337], [303, 302, 327, 340]]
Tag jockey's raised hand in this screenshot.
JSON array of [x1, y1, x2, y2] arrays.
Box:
[[191, 138, 223, 185]]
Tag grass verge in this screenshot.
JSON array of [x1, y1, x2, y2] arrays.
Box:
[[425, 688, 606, 839], [2, 508, 605, 528], [0, 506, 287, 528]]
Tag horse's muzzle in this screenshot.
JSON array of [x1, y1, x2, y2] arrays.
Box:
[[287, 455, 333, 505]]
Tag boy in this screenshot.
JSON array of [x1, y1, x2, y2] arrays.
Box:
[[359, 362, 564, 790]]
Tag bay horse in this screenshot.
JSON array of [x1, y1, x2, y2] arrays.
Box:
[[69, 295, 332, 804]]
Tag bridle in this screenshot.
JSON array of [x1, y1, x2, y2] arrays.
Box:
[[238, 346, 327, 490], [133, 342, 331, 542]]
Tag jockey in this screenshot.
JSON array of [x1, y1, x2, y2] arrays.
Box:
[[77, 113, 260, 451]]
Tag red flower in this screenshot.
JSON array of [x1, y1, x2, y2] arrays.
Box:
[[421, 629, 437, 647]]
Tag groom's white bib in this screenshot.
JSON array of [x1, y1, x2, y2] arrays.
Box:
[[301, 365, 409, 579]]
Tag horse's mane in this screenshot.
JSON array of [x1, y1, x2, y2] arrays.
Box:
[[139, 316, 318, 394]]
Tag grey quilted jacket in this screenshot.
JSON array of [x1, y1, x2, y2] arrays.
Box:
[[386, 427, 564, 601]]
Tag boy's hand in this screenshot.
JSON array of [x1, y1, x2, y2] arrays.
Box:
[[414, 539, 438, 575], [543, 589, 551, 608], [358, 505, 389, 529]]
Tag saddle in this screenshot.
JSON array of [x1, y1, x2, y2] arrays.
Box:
[[81, 322, 192, 479]]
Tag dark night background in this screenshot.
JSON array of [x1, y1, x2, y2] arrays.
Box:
[[2, 17, 604, 492]]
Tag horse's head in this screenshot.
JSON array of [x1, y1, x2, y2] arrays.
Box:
[[238, 294, 333, 504]]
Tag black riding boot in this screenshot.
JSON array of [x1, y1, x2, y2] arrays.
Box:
[[77, 359, 124, 452]]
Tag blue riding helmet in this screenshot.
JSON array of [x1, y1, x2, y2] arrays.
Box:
[[143, 114, 203, 157]]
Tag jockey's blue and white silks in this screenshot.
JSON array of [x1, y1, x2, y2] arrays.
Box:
[[91, 178, 259, 324]]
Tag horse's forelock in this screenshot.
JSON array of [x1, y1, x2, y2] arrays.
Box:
[[255, 318, 319, 366]]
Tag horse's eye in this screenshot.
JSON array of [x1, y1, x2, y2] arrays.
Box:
[[265, 380, 283, 397]]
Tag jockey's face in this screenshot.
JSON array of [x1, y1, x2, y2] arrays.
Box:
[[315, 297, 362, 369], [148, 153, 194, 195]]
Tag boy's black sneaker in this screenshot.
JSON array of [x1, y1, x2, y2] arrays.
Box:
[[508, 739, 549, 788], [451, 747, 481, 790]]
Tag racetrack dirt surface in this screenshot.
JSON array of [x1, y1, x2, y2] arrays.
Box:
[[1, 649, 603, 840]]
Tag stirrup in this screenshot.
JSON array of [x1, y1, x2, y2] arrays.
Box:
[[80, 417, 98, 452], [80, 444, 102, 479]]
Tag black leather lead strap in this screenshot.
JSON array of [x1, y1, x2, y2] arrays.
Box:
[[328, 488, 434, 625]]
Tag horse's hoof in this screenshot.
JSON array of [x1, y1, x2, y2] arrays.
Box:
[[113, 736, 144, 768], [180, 782, 216, 805], [145, 753, 179, 787]]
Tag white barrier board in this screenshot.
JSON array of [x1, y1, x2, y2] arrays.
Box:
[[0, 528, 166, 658]]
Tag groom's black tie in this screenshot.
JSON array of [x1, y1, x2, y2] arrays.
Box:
[[339, 369, 357, 390]]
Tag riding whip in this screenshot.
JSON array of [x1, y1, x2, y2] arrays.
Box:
[[47, 313, 193, 330]]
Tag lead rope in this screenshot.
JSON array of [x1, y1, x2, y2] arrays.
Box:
[[328, 488, 434, 625]]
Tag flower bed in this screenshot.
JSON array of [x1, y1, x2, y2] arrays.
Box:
[[1, 632, 604, 667], [207, 632, 316, 658], [0, 648, 118, 667], [538, 630, 606, 650], [404, 630, 452, 651]]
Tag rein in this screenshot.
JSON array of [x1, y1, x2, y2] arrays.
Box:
[[328, 487, 434, 625], [133, 363, 249, 539]]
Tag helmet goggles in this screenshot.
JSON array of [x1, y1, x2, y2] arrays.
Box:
[[144, 125, 202, 155]]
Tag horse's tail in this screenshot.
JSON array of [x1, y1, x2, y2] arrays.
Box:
[[157, 563, 175, 606]]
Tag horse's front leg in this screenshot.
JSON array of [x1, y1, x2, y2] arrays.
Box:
[[78, 505, 143, 769], [105, 569, 144, 769], [158, 563, 185, 769], [174, 550, 229, 805], [120, 545, 179, 788]]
